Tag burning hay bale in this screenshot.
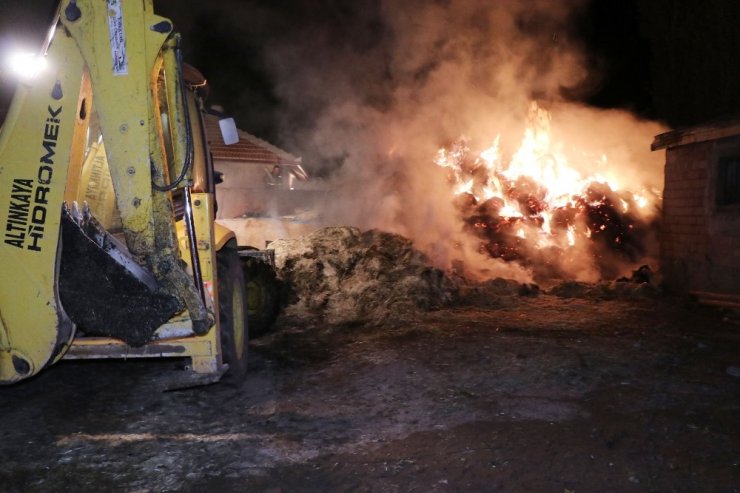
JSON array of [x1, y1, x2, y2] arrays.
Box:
[[434, 103, 661, 283], [270, 227, 459, 325]]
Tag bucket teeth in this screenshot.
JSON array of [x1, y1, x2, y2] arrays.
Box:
[[82, 201, 92, 223], [66, 201, 94, 228], [71, 201, 83, 225]]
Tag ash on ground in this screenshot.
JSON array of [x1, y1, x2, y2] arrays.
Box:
[[270, 227, 660, 327]]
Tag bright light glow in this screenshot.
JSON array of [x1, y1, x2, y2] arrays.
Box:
[[540, 211, 552, 235], [633, 193, 649, 209], [455, 178, 474, 195], [566, 225, 576, 246], [499, 204, 523, 218], [7, 52, 47, 79]]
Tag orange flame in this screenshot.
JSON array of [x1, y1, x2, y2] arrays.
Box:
[[434, 102, 659, 256]]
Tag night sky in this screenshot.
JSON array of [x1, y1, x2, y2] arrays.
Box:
[[1, 0, 739, 165]]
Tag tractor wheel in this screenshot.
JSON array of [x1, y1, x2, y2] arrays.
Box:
[[217, 247, 249, 384], [242, 257, 280, 338]]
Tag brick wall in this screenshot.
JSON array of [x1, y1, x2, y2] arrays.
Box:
[[661, 138, 740, 293], [660, 142, 712, 292]]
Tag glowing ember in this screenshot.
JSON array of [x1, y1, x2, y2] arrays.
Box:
[[434, 102, 660, 280]]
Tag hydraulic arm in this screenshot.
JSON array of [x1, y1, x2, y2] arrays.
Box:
[[0, 0, 213, 383]]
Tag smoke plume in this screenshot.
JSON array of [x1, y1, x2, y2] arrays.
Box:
[[259, 0, 666, 281], [242, 0, 666, 281]]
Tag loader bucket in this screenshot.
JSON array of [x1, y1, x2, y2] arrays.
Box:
[[59, 205, 183, 347]]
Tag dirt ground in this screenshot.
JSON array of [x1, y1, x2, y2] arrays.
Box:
[[2, 294, 740, 492]]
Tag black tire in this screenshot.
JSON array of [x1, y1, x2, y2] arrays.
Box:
[[242, 257, 280, 338], [217, 247, 249, 384]]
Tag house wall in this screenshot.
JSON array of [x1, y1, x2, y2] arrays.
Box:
[[213, 160, 322, 219], [661, 137, 740, 294], [214, 160, 271, 218]]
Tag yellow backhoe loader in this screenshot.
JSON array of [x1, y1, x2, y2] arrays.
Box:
[[0, 0, 258, 386]]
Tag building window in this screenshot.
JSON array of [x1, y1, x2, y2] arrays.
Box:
[[718, 155, 740, 205]]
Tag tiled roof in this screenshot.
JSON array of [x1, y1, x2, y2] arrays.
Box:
[[204, 113, 302, 166]]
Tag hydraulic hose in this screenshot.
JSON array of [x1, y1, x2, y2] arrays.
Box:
[[152, 37, 193, 192]]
